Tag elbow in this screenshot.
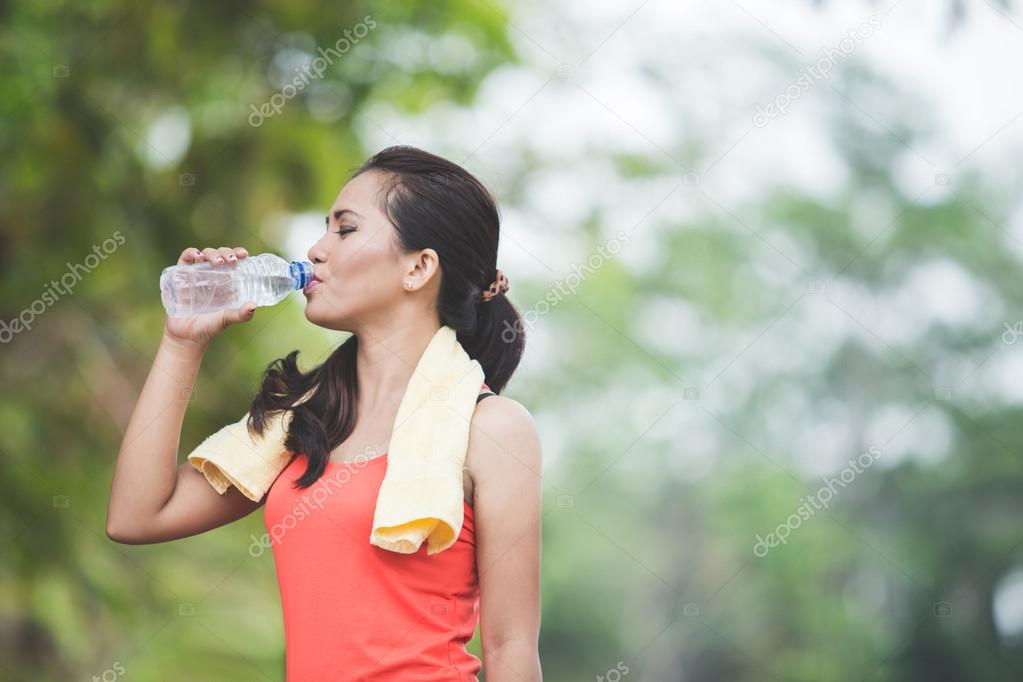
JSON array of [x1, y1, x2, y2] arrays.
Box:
[[105, 515, 147, 545], [105, 520, 131, 544], [105, 504, 128, 543], [106, 493, 159, 544]]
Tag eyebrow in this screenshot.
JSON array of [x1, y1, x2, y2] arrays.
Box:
[[326, 208, 364, 224]]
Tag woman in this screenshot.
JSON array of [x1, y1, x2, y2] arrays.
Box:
[[106, 146, 543, 681]]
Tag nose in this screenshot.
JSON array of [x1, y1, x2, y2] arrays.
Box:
[[308, 236, 327, 266]]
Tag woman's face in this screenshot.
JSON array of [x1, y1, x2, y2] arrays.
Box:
[[304, 170, 423, 331]]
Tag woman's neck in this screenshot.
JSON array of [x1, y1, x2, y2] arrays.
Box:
[[353, 317, 443, 414]]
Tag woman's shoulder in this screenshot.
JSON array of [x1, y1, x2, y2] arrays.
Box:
[[465, 394, 542, 482]]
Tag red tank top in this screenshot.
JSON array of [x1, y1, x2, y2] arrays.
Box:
[[263, 385, 493, 681]]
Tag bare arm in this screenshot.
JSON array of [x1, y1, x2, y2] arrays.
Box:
[[106, 246, 263, 544], [471, 396, 544, 681]]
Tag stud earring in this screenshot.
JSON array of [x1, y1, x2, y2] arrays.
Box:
[[405, 282, 412, 289]]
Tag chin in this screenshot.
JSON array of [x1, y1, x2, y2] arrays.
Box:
[[303, 300, 348, 331]]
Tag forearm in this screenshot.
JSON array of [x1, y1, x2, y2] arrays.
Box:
[[483, 640, 541, 682], [107, 333, 204, 531]]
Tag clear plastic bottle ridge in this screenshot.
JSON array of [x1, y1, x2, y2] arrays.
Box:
[[160, 253, 313, 317]]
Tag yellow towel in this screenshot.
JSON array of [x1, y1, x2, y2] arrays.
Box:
[[184, 408, 297, 502], [186, 324, 485, 555]]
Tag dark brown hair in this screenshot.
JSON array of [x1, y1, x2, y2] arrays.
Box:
[[245, 145, 526, 489]]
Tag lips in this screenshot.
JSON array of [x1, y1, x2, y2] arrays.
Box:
[[303, 277, 321, 293]]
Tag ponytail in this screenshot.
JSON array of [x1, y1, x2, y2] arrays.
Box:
[[456, 291, 525, 395]]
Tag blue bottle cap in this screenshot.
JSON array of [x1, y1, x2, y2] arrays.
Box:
[[289, 260, 314, 290]]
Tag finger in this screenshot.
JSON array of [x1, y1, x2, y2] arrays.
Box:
[[226, 302, 257, 324], [217, 246, 238, 264], [200, 247, 224, 264], [234, 246, 249, 260], [178, 247, 201, 265]]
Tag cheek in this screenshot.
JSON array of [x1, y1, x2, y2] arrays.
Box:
[[326, 236, 367, 273], [328, 235, 395, 279]]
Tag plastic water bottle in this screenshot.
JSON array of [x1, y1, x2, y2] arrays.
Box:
[[160, 253, 314, 317]]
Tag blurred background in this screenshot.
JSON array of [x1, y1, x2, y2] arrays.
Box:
[[3, 0, 1023, 679]]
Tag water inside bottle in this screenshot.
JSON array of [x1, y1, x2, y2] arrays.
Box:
[[160, 255, 300, 317]]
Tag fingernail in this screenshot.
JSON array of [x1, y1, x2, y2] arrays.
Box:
[[216, 257, 224, 263]]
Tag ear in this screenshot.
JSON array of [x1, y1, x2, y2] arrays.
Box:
[[404, 248, 440, 291]]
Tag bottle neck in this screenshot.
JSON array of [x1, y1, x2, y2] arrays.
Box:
[[289, 261, 313, 290]]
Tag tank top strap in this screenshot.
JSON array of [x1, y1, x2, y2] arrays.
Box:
[[476, 381, 496, 404]]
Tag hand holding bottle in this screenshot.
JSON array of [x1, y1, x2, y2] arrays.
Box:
[[162, 246, 257, 351]]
